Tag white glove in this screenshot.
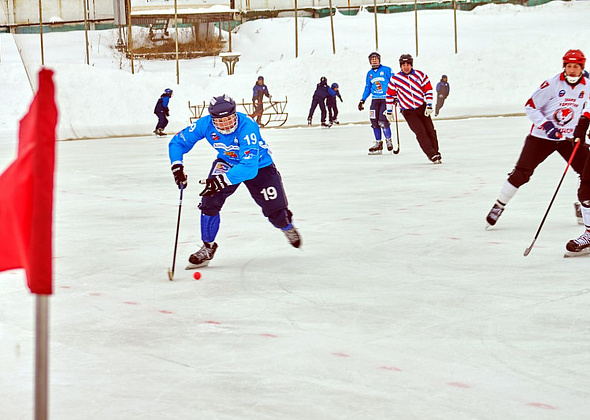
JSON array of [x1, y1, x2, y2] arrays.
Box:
[[424, 104, 433, 117], [385, 111, 394, 123]]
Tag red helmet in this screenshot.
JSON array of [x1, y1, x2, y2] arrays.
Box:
[[563, 49, 586, 68]]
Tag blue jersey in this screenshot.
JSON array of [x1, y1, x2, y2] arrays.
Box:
[[361, 65, 392, 101], [169, 113, 274, 185]]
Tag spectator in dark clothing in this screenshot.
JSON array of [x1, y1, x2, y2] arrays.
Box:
[[154, 88, 173, 136], [327, 82, 343, 125], [307, 77, 330, 127], [250, 76, 271, 126], [435, 75, 450, 117]]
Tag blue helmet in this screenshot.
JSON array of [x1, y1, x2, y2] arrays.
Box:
[[164, 88, 173, 96], [331, 83, 339, 89]]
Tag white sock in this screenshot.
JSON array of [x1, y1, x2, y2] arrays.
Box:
[[497, 181, 518, 206], [581, 204, 590, 230]]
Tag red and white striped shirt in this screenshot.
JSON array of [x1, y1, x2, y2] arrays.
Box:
[[386, 69, 434, 111]]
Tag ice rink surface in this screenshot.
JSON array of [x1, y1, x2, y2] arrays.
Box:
[[1, 117, 589, 419]]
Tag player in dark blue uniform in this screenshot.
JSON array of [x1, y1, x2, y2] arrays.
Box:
[[307, 77, 331, 127], [358, 52, 393, 154], [168, 95, 301, 268], [154, 88, 173, 136]]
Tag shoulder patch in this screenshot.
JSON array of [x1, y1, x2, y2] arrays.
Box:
[[540, 81, 549, 89]]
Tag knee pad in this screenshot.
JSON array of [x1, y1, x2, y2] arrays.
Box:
[[507, 168, 533, 188]]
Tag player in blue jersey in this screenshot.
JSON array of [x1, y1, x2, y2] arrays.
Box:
[[168, 95, 301, 269], [358, 52, 393, 155]]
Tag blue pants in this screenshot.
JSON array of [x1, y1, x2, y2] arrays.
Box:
[[155, 112, 168, 131], [199, 159, 293, 233]]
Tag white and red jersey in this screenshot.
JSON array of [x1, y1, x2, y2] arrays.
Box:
[[385, 69, 434, 111], [525, 73, 589, 141]]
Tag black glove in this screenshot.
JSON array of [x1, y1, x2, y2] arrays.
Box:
[[165, 109, 170, 116], [358, 100, 364, 111], [171, 164, 187, 189], [541, 121, 563, 140], [339, 96, 343, 102], [573, 116, 589, 144], [199, 174, 231, 197]]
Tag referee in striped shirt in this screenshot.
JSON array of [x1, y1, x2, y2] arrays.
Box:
[[386, 54, 442, 164]]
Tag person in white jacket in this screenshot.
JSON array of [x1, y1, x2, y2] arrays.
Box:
[[486, 49, 590, 227]]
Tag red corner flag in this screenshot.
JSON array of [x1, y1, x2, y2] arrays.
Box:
[[0, 69, 58, 295]]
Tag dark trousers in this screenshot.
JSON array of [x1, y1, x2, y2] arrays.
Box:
[[508, 135, 590, 189], [435, 95, 446, 115], [155, 112, 168, 130], [199, 159, 293, 230], [369, 99, 390, 129], [308, 96, 327, 123], [401, 103, 440, 159], [327, 103, 339, 122]]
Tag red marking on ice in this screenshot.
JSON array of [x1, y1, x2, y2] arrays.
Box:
[[332, 352, 350, 357], [89, 293, 101, 296], [123, 301, 138, 305], [447, 382, 471, 388], [204, 320, 222, 325], [259, 333, 278, 338], [527, 402, 556, 410], [159, 310, 173, 314], [379, 366, 402, 371], [487, 241, 503, 244]]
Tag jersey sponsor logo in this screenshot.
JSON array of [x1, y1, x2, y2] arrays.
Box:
[[212, 162, 231, 175], [553, 107, 574, 126], [580, 91, 585, 99], [558, 89, 566, 97], [211, 133, 219, 140], [224, 151, 238, 159]]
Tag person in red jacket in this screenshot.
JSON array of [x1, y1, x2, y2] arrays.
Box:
[[386, 54, 441, 164]]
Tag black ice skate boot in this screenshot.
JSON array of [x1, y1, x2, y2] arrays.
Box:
[[282, 225, 301, 248], [565, 230, 590, 254], [186, 242, 218, 269], [385, 138, 394, 152], [486, 201, 505, 227], [430, 154, 442, 164], [574, 202, 584, 225], [368, 141, 383, 155]]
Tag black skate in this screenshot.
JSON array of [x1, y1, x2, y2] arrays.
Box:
[[307, 118, 312, 126], [574, 202, 584, 225], [186, 242, 218, 269], [368, 141, 383, 155], [321, 122, 331, 128], [283, 225, 301, 248], [430, 154, 442, 164], [486, 201, 505, 228], [385, 138, 394, 152], [564, 231, 590, 257]]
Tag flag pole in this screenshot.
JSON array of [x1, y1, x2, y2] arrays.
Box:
[[35, 294, 50, 420]]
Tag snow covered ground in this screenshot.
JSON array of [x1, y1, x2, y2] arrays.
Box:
[[1, 1, 590, 419]]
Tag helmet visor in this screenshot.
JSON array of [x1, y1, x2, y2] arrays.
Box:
[[212, 114, 238, 134]]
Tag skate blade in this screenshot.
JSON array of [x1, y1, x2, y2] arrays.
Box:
[[167, 268, 174, 281], [563, 248, 590, 258], [185, 260, 211, 270], [368, 151, 383, 155]]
